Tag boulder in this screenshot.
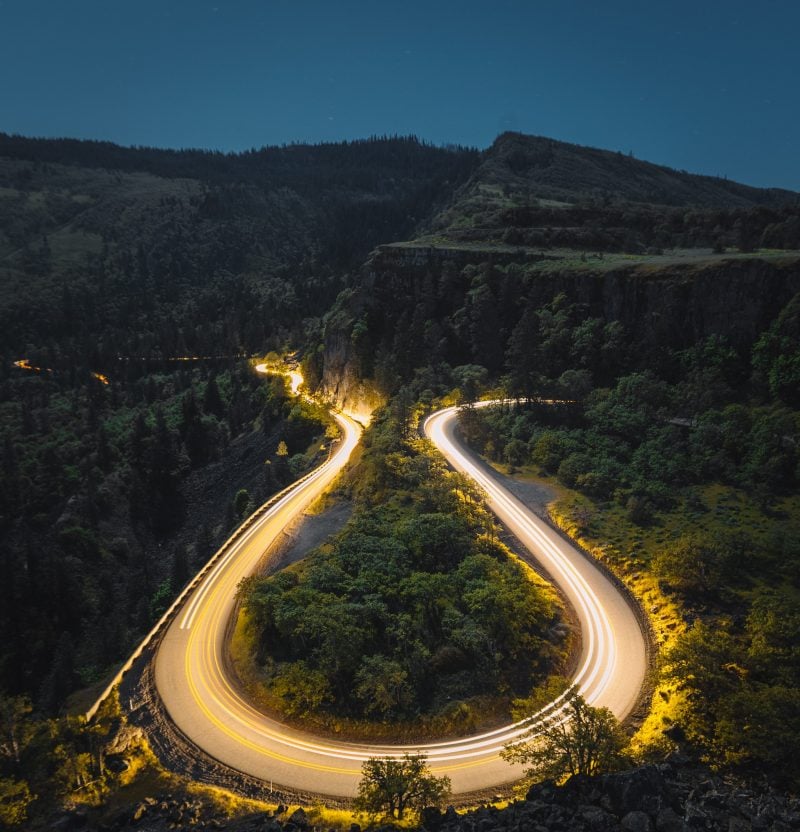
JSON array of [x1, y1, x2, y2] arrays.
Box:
[[420, 806, 444, 831], [287, 807, 310, 829], [655, 807, 684, 832], [622, 810, 654, 832]]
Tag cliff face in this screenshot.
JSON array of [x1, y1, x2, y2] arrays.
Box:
[[525, 257, 800, 350], [320, 325, 384, 424], [320, 245, 800, 400]]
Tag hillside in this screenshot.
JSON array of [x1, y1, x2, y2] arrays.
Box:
[[0, 135, 475, 721], [318, 133, 800, 410], [422, 133, 800, 255], [0, 134, 478, 363], [1, 130, 799, 827], [313, 135, 800, 806], [457, 131, 798, 209]]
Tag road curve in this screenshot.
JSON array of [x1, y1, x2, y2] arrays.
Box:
[[152, 403, 647, 798]]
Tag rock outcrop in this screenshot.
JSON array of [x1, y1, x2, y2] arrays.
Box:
[[49, 761, 799, 831], [320, 244, 800, 403], [428, 761, 799, 832]]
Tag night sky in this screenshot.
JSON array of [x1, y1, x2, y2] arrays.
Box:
[[1, 0, 798, 189]]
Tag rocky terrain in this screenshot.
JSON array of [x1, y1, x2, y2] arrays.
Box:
[[46, 760, 799, 832]]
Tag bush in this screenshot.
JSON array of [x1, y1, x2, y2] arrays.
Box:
[[354, 754, 451, 820]]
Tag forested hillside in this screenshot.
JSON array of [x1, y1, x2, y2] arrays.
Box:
[[310, 132, 800, 785], [0, 134, 478, 366], [0, 134, 478, 713], [2, 129, 800, 826]]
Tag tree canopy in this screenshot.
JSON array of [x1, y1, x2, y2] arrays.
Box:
[[502, 693, 628, 783], [354, 754, 451, 820]]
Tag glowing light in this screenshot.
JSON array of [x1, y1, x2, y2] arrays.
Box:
[[142, 400, 645, 796], [288, 370, 304, 396], [117, 353, 251, 363], [254, 361, 304, 397], [13, 358, 49, 374]]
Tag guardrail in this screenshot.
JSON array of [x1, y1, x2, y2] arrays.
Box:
[[84, 457, 331, 722]]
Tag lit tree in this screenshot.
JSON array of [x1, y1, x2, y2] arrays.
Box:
[[354, 753, 451, 820], [503, 692, 628, 782]]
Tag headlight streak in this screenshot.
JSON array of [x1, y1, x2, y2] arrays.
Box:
[[153, 402, 646, 795]]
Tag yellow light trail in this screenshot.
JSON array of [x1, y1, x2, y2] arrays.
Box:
[[13, 358, 49, 374], [147, 398, 646, 797]]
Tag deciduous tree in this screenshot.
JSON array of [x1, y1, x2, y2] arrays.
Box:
[[503, 693, 628, 782], [354, 753, 451, 820]]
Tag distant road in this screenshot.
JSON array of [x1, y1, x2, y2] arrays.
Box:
[[150, 403, 647, 798]]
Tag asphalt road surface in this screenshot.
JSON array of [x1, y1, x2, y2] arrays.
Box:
[[152, 403, 647, 797]]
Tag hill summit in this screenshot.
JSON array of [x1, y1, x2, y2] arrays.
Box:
[[476, 131, 798, 208]]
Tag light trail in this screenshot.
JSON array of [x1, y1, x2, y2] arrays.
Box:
[[149, 399, 647, 797], [254, 362, 304, 397], [13, 358, 50, 374], [116, 353, 252, 363], [14, 358, 111, 385]]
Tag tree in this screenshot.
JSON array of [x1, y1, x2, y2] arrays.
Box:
[[354, 754, 451, 820], [234, 488, 251, 518], [271, 662, 331, 717], [203, 374, 224, 417], [652, 534, 720, 596], [354, 656, 413, 717], [0, 696, 34, 771], [506, 307, 541, 399], [503, 693, 627, 782], [0, 778, 34, 827]]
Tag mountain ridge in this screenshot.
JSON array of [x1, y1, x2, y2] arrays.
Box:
[[477, 131, 799, 207], [2, 129, 796, 207]]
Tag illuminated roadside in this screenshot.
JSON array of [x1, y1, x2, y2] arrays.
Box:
[[147, 393, 646, 796]]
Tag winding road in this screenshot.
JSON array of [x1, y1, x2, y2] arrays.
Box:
[[151, 401, 647, 798]]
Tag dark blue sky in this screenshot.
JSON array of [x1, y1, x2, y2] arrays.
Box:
[[2, 0, 798, 189]]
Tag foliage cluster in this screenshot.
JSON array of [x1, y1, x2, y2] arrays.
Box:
[[457, 296, 800, 783], [661, 609, 800, 784], [503, 691, 628, 784], [0, 362, 328, 712], [0, 691, 150, 827], [238, 405, 565, 727], [354, 754, 450, 820]]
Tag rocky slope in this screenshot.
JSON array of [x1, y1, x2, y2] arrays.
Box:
[[446, 131, 799, 211], [49, 760, 799, 831]]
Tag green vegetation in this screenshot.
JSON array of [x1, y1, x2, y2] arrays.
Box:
[[502, 691, 628, 784], [236, 404, 568, 735], [662, 615, 800, 782], [2, 127, 799, 810], [354, 754, 451, 820], [0, 690, 153, 826], [0, 361, 330, 711], [0, 132, 478, 718], [456, 294, 799, 784], [0, 688, 321, 829]]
